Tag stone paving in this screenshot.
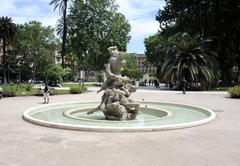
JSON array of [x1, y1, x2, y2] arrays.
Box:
[[0, 87, 240, 166]]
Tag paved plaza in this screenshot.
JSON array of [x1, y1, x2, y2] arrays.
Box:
[[0, 87, 240, 166]]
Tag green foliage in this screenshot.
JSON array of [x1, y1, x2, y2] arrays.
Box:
[[12, 21, 57, 82], [0, 16, 17, 83], [144, 33, 167, 66], [122, 53, 142, 80], [16, 83, 32, 91], [1, 83, 33, 97], [64, 70, 75, 80], [228, 86, 240, 98], [0, 83, 89, 97], [68, 0, 131, 71], [159, 32, 218, 89], [124, 53, 138, 69], [50, 0, 69, 67], [96, 72, 104, 83], [43, 64, 66, 82], [2, 89, 16, 97], [122, 68, 143, 80], [69, 86, 81, 94], [155, 0, 240, 86], [1, 84, 16, 97], [0, 17, 16, 41]]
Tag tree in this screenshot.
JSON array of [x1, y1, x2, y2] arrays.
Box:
[[122, 53, 143, 80], [68, 0, 131, 71], [144, 33, 169, 76], [96, 72, 104, 84], [0, 16, 16, 83], [50, 0, 69, 68], [122, 68, 143, 80], [12, 21, 57, 81], [43, 64, 66, 83], [155, 0, 240, 86], [160, 32, 218, 90], [124, 53, 138, 69]]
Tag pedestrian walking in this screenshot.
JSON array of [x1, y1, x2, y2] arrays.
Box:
[[182, 78, 187, 94], [148, 80, 151, 86]]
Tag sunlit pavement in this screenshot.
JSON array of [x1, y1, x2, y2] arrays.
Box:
[[0, 87, 239, 166]]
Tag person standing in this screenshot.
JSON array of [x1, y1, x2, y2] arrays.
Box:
[[182, 78, 187, 94], [42, 83, 50, 104]]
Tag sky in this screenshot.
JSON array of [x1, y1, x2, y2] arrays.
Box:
[[0, 0, 165, 53]]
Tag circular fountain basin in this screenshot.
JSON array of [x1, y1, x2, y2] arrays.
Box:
[[23, 101, 216, 132]]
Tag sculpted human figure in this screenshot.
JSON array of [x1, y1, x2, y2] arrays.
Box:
[[97, 46, 130, 93], [88, 46, 140, 120]]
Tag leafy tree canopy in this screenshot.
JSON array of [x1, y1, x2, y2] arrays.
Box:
[[12, 21, 57, 81], [68, 0, 131, 71], [43, 64, 66, 82], [145, 0, 240, 86], [0, 16, 17, 83], [124, 53, 138, 69], [155, 0, 240, 85]]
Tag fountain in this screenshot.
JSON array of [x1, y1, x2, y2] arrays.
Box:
[[23, 46, 216, 132], [87, 46, 140, 121]]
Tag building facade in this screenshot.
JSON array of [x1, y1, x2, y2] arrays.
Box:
[[136, 54, 156, 74], [136, 54, 157, 80]]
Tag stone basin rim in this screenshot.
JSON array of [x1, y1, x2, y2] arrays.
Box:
[[22, 100, 216, 132], [63, 106, 172, 123]]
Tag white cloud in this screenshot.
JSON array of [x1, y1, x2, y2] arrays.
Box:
[[115, 0, 165, 53], [0, 0, 59, 27], [0, 0, 165, 53], [0, 0, 16, 14], [116, 0, 164, 20], [130, 19, 159, 38]]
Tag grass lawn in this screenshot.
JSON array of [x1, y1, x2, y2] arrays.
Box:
[[210, 87, 232, 91], [0, 82, 99, 97]]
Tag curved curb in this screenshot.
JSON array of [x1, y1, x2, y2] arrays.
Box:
[[22, 101, 216, 132]]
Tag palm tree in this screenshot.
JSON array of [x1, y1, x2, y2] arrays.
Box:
[[0, 16, 16, 83], [160, 32, 218, 90], [50, 0, 69, 68]]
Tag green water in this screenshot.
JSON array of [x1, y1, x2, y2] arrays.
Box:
[[30, 102, 208, 128]]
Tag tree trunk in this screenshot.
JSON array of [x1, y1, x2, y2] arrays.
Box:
[[2, 40, 7, 83], [19, 60, 22, 83], [237, 64, 240, 84], [221, 69, 231, 86], [61, 0, 68, 68], [7, 63, 10, 83]]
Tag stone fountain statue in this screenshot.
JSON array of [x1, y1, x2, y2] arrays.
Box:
[[87, 46, 140, 120]]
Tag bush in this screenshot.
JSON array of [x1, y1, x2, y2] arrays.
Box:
[[9, 82, 15, 86], [122, 68, 143, 80], [70, 87, 81, 94], [17, 83, 32, 91], [43, 64, 66, 82], [2, 88, 16, 97], [1, 84, 16, 97], [25, 84, 32, 91], [96, 72, 104, 83], [228, 86, 240, 98]]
